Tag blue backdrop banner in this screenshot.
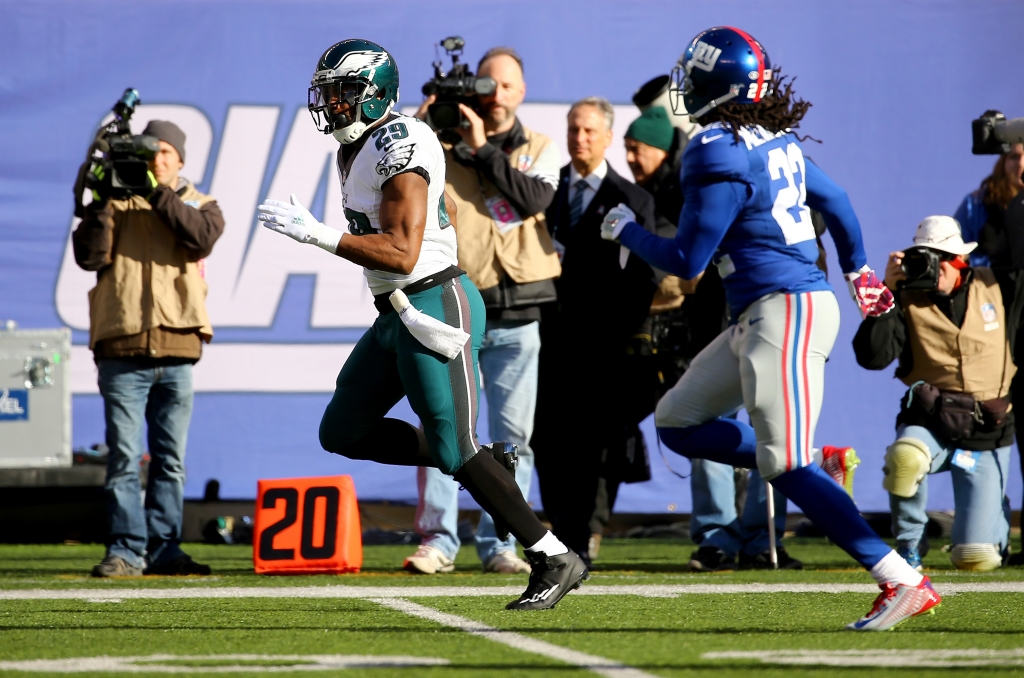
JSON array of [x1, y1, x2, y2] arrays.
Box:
[[2, 0, 1022, 513]]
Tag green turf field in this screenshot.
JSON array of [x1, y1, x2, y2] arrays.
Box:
[[1, 538, 1023, 676]]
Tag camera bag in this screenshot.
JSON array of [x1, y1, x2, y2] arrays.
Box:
[[909, 382, 992, 441]]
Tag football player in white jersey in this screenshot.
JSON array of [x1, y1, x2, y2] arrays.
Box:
[[257, 39, 588, 610]]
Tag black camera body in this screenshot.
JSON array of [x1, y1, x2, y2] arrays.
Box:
[[421, 36, 496, 131], [899, 246, 942, 290], [74, 89, 160, 216], [972, 110, 1024, 155]]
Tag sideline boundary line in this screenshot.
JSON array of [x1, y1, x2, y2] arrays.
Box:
[[1, 582, 1022, 601], [372, 597, 658, 678]]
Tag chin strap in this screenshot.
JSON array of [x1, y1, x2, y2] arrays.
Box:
[[690, 84, 742, 120], [332, 102, 396, 145]]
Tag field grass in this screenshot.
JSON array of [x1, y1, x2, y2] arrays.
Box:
[[1, 538, 1023, 677]]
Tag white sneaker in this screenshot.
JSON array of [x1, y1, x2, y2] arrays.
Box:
[[845, 576, 941, 631], [403, 544, 455, 574], [950, 543, 1002, 571], [484, 550, 532, 574]]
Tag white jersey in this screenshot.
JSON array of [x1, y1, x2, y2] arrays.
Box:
[[336, 114, 458, 296]]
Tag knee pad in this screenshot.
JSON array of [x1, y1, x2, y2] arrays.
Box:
[[882, 438, 931, 498], [950, 543, 1002, 571]]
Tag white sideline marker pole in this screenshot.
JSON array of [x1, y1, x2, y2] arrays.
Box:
[[766, 479, 778, 569]]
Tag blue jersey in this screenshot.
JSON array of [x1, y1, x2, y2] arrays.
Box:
[[620, 122, 867, 317]]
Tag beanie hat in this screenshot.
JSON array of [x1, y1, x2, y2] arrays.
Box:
[[625, 106, 673, 152], [142, 120, 186, 163]]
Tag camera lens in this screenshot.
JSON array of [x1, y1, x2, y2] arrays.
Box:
[[474, 77, 497, 96], [429, 102, 461, 130]]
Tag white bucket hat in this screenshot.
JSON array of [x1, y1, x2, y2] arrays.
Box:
[[912, 216, 978, 256]]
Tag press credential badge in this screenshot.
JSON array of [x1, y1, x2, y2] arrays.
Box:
[[485, 195, 524, 234]]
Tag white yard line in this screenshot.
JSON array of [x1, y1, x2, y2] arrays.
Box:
[[370, 597, 659, 678], [1, 582, 1022, 601]]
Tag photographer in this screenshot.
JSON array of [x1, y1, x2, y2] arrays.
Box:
[[403, 47, 561, 576], [853, 216, 1021, 571], [73, 120, 224, 577]]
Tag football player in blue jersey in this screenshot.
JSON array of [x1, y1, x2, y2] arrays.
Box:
[[601, 26, 940, 630]]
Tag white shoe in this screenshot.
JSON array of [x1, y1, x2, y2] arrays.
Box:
[[950, 543, 1002, 571], [403, 544, 455, 574], [845, 576, 941, 631], [484, 550, 532, 574]]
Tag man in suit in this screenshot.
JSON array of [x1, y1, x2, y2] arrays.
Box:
[[533, 97, 657, 561]]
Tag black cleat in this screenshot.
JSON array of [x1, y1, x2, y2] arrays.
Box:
[[482, 442, 519, 541], [505, 550, 589, 611], [738, 546, 803, 570], [144, 554, 212, 576], [687, 546, 736, 572], [486, 441, 519, 476]]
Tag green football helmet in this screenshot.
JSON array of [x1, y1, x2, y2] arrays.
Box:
[[308, 39, 400, 144]]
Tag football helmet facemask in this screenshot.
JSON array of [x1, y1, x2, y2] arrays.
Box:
[[669, 26, 773, 121], [308, 38, 400, 144]]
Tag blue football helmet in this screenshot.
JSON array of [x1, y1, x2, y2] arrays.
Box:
[[309, 39, 400, 144], [669, 26, 773, 121]]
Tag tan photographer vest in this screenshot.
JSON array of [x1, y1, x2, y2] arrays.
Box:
[[900, 267, 1016, 401], [88, 185, 214, 349], [443, 127, 561, 291]]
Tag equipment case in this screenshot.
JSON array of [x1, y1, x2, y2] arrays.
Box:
[[0, 327, 72, 468]]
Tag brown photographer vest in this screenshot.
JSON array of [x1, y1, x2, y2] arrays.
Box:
[[900, 267, 1016, 401], [443, 126, 561, 291], [88, 184, 214, 349]]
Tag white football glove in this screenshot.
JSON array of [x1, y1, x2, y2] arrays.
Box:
[[257, 193, 343, 254], [600, 203, 636, 242]]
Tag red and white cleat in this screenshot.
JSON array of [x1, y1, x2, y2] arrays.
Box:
[[846, 576, 941, 631], [821, 445, 860, 497]]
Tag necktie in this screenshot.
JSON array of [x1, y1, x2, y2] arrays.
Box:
[[568, 179, 587, 227]]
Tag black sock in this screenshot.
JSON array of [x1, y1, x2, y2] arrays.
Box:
[[333, 419, 434, 467], [453, 451, 547, 547]]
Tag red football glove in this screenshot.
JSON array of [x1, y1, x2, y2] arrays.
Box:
[[847, 269, 894, 317]]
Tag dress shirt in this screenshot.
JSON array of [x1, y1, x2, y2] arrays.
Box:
[[567, 159, 608, 218]]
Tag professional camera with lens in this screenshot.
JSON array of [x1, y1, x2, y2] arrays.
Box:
[[899, 246, 945, 290], [421, 36, 496, 132], [73, 88, 160, 217], [971, 110, 1024, 155]]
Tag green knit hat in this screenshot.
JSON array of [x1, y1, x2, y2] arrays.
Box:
[[625, 106, 674, 152]]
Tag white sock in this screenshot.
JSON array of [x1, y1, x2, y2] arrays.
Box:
[[526, 531, 568, 557], [870, 549, 924, 587]]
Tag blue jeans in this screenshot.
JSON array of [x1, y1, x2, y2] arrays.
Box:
[[415, 320, 539, 562], [690, 459, 786, 557], [98, 359, 194, 569], [890, 425, 1011, 551]]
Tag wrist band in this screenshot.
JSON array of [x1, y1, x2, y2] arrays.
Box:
[[315, 225, 344, 254]]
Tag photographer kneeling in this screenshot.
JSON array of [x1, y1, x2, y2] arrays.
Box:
[[854, 216, 1020, 571]]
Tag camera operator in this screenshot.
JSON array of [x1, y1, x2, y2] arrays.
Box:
[[403, 47, 562, 576], [73, 120, 224, 578], [853, 216, 1021, 571], [954, 142, 1024, 267]]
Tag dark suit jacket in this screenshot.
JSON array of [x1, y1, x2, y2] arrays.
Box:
[[535, 162, 657, 444], [546, 162, 657, 341], [531, 163, 657, 546]]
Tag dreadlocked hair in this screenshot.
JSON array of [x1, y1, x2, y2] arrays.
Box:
[[700, 69, 817, 144]]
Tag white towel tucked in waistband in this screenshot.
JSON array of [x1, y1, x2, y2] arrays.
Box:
[[389, 289, 470, 360]]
